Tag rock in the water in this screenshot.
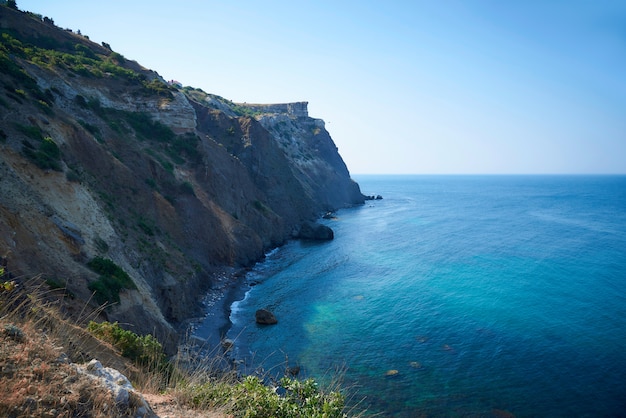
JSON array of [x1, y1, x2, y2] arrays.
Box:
[[364, 194, 383, 200], [295, 222, 334, 240], [255, 309, 278, 325], [286, 366, 301, 376]]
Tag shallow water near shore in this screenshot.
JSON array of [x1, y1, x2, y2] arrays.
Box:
[[201, 175, 626, 416]]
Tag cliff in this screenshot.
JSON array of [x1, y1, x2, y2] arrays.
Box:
[[0, 6, 364, 352], [242, 101, 364, 211]]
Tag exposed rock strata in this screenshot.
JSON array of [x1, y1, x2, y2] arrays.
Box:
[[0, 7, 364, 352], [247, 102, 364, 211]]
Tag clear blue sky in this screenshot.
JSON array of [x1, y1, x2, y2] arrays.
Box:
[[18, 0, 626, 174]]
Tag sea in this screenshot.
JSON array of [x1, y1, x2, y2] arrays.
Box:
[[218, 175, 626, 417]]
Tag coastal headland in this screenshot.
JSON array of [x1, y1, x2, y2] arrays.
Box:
[[0, 5, 365, 355]]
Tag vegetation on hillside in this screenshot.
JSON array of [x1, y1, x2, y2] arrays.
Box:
[[86, 257, 137, 305], [74, 95, 203, 168], [15, 123, 62, 170], [0, 277, 354, 417], [182, 86, 264, 118], [0, 21, 174, 99], [1, 9, 200, 181], [1, 4, 363, 416]]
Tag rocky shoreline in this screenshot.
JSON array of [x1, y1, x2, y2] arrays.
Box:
[[185, 219, 339, 360], [184, 268, 250, 356]]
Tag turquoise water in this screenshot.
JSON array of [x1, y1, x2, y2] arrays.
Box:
[[224, 175, 626, 416]]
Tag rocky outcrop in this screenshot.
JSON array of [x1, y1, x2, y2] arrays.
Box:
[[0, 6, 363, 352], [255, 309, 278, 325], [246, 103, 365, 211], [239, 102, 309, 118], [294, 222, 334, 241], [75, 359, 153, 414]]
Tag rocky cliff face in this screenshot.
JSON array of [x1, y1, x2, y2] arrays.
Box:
[[0, 6, 363, 351], [244, 102, 364, 211]]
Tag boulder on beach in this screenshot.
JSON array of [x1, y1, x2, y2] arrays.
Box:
[[255, 309, 278, 325]]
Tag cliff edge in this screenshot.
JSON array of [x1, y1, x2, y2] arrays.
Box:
[[0, 6, 364, 352]]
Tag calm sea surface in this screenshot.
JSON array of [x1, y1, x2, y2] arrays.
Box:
[[220, 175, 626, 417]]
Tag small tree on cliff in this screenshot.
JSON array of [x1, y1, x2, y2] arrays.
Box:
[[6, 0, 18, 10]]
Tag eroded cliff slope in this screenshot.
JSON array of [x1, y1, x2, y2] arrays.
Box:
[[0, 6, 363, 351]]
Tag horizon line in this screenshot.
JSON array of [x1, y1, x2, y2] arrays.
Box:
[[351, 173, 626, 176]]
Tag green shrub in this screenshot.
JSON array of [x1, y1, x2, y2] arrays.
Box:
[[86, 278, 114, 304], [253, 200, 271, 214], [168, 133, 201, 164], [36, 99, 53, 114], [15, 123, 43, 140], [45, 277, 65, 290], [142, 78, 174, 98], [186, 375, 346, 417], [16, 125, 61, 170], [87, 321, 167, 369], [109, 51, 125, 64], [0, 29, 147, 86], [86, 257, 136, 304], [65, 169, 80, 182], [21, 136, 62, 171], [123, 111, 175, 142], [74, 94, 88, 108], [40, 136, 60, 158], [145, 178, 157, 189], [78, 119, 102, 141], [179, 181, 195, 196], [159, 157, 174, 173], [137, 218, 155, 236], [0, 34, 52, 101], [230, 104, 262, 118], [74, 43, 97, 59]]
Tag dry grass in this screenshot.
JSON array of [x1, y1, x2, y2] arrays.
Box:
[[0, 277, 200, 417], [0, 310, 143, 417], [1, 276, 360, 417]]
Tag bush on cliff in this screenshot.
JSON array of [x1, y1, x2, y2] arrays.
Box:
[[87, 321, 164, 366], [15, 123, 62, 171], [86, 320, 171, 386], [86, 257, 136, 304], [182, 374, 347, 417]]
